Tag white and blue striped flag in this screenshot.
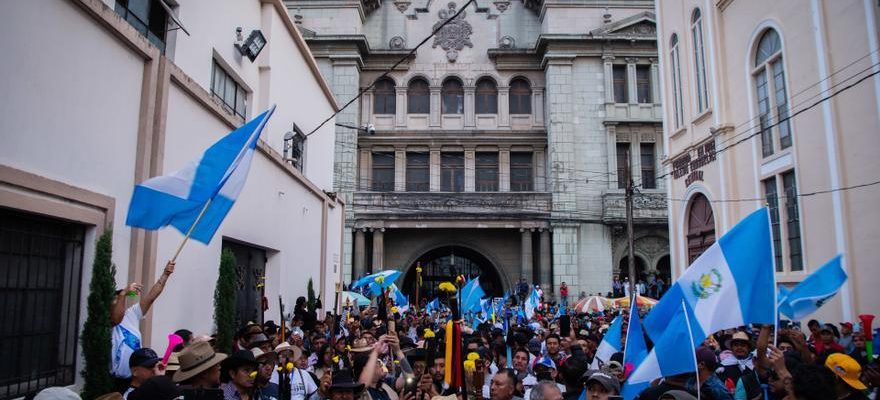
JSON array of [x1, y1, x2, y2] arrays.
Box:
[[590, 315, 622, 369], [630, 208, 776, 385], [126, 106, 275, 243], [778, 255, 847, 321], [524, 287, 540, 320], [621, 295, 649, 399]]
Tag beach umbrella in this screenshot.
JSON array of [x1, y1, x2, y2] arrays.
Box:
[[573, 296, 611, 313]]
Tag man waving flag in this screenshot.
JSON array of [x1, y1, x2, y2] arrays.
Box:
[[126, 106, 276, 244]]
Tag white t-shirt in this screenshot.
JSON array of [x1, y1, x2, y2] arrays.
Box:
[[111, 304, 144, 378], [271, 368, 319, 400]]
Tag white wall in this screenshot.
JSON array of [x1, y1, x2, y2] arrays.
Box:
[[0, 0, 142, 284]]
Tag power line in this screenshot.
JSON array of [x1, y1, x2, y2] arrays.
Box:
[[305, 0, 477, 137], [661, 178, 880, 203], [636, 66, 880, 190]]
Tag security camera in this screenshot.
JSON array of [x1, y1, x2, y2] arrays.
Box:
[[365, 124, 375, 135]]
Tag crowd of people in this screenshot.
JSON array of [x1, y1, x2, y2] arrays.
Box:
[[31, 269, 879, 400]]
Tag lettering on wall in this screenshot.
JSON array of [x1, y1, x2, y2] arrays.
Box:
[[672, 141, 716, 184]]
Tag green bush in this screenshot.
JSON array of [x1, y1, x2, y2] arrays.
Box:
[[214, 248, 237, 353], [81, 229, 116, 399]]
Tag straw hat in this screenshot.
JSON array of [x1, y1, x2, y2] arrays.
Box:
[[172, 341, 227, 383], [274, 341, 303, 361]]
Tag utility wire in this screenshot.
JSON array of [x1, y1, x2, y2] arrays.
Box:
[[305, 0, 478, 137], [636, 67, 880, 190]]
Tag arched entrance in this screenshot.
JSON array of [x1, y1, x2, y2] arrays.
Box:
[[617, 256, 648, 281], [402, 245, 504, 301], [686, 193, 716, 263]]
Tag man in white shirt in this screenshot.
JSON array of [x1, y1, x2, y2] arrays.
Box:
[[110, 261, 175, 380]]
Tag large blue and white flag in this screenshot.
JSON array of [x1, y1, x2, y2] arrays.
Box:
[[621, 296, 649, 399], [126, 106, 276, 243], [461, 278, 487, 313], [591, 315, 623, 369], [425, 298, 445, 314], [628, 296, 702, 385], [388, 283, 410, 313], [643, 208, 776, 338], [778, 255, 847, 321], [524, 288, 541, 320], [351, 270, 402, 296]]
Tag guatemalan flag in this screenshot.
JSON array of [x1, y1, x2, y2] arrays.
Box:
[[778, 255, 847, 320], [524, 287, 541, 320], [629, 208, 776, 385], [461, 278, 487, 313], [621, 296, 649, 399], [591, 315, 622, 369], [126, 106, 276, 243]]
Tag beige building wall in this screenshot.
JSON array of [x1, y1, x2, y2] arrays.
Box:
[[0, 0, 342, 394], [657, 0, 880, 322]]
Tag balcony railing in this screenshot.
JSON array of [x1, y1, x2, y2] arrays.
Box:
[[602, 192, 668, 223], [353, 191, 552, 219]]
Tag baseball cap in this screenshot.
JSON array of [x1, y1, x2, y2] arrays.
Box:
[[129, 347, 161, 369], [695, 346, 717, 370], [825, 353, 867, 390], [586, 372, 620, 394]]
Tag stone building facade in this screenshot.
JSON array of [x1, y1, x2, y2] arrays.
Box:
[[287, 0, 669, 299]]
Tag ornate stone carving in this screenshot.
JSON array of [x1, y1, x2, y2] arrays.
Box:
[[498, 35, 515, 49], [394, 0, 411, 12], [389, 36, 406, 49], [432, 2, 473, 62], [493, 0, 510, 13], [616, 22, 656, 37]]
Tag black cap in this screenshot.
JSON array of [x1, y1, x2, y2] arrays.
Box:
[[129, 347, 161, 369]]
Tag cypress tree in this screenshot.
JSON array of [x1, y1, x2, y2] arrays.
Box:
[[214, 248, 237, 353], [80, 229, 116, 399], [307, 278, 317, 313]]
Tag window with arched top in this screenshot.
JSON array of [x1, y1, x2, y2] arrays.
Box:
[[753, 28, 790, 157], [475, 78, 498, 114], [691, 8, 709, 113], [441, 78, 464, 114], [509, 78, 532, 114], [686, 193, 715, 263], [373, 78, 396, 115], [407, 78, 430, 114], [669, 34, 684, 129]]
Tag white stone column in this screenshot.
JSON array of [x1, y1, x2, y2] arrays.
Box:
[[359, 149, 372, 191], [464, 85, 476, 128], [602, 55, 615, 104], [429, 86, 441, 127], [534, 150, 546, 191], [650, 58, 660, 105], [464, 149, 476, 192], [533, 88, 545, 127], [372, 228, 385, 271], [430, 148, 441, 192], [395, 87, 407, 127], [545, 58, 576, 215], [627, 58, 638, 105], [498, 86, 510, 127], [540, 228, 552, 291], [499, 148, 510, 192], [576, 223, 613, 298], [353, 228, 366, 279], [521, 228, 534, 283], [395, 150, 406, 191], [361, 91, 372, 126]]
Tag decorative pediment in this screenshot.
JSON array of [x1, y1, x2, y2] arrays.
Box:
[[589, 11, 656, 38]]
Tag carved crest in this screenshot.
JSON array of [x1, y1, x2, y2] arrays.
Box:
[[432, 2, 473, 62]]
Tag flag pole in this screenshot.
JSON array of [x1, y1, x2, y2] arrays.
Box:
[[681, 300, 700, 400], [170, 198, 213, 263]]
